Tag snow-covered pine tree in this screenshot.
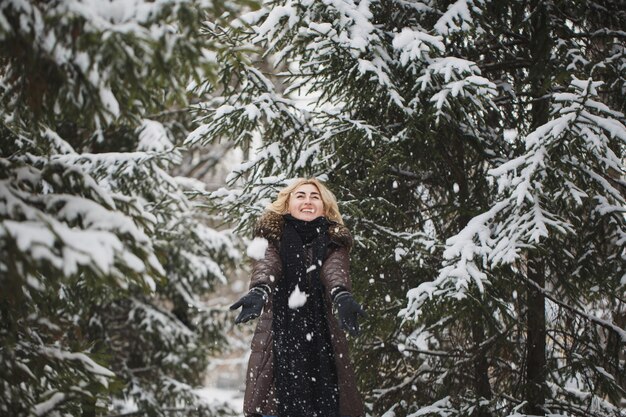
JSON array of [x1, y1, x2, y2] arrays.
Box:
[[0, 1, 243, 416], [410, 76, 626, 414], [190, 1, 502, 416], [404, 2, 626, 417]]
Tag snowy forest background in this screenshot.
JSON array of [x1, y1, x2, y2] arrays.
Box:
[[0, 0, 624, 417]]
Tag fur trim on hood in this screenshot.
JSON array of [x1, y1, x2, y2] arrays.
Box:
[[253, 211, 353, 250]]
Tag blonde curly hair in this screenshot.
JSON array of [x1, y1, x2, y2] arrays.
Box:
[[267, 178, 344, 225]]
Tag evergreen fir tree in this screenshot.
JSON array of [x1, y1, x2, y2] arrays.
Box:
[[0, 1, 245, 415], [194, 0, 624, 416]]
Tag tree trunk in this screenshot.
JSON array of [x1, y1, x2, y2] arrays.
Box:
[[454, 135, 493, 417], [472, 319, 493, 417], [525, 258, 546, 415], [525, 1, 551, 414]]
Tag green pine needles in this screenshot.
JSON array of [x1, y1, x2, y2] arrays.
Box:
[[0, 1, 246, 416], [194, 1, 625, 417]]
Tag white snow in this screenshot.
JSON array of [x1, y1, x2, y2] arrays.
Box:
[[137, 119, 174, 152], [99, 86, 120, 120], [254, 4, 300, 44], [288, 286, 308, 309], [195, 387, 243, 414], [34, 392, 66, 416], [246, 237, 268, 260], [392, 28, 445, 64], [394, 247, 407, 261], [408, 396, 454, 417], [40, 346, 115, 390], [503, 129, 518, 142], [434, 0, 478, 35]]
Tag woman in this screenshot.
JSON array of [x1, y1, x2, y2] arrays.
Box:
[[230, 178, 366, 417]]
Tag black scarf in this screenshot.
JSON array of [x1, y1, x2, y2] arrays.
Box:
[[273, 215, 340, 417]]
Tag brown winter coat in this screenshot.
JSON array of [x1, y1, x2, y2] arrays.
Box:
[[243, 211, 364, 417]]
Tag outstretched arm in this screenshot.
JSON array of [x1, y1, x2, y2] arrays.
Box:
[[230, 241, 282, 324]]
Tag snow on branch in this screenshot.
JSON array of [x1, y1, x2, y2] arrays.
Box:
[[407, 396, 455, 417], [0, 154, 164, 289], [434, 0, 484, 36], [245, 0, 410, 114], [1, 123, 209, 294], [403, 77, 626, 318], [413, 57, 497, 120], [129, 298, 195, 344], [253, 2, 301, 46], [0, 0, 215, 127], [392, 28, 445, 65], [137, 119, 175, 152], [254, 0, 377, 56], [187, 63, 310, 149]]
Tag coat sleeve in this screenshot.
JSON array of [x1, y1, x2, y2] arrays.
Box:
[[249, 242, 282, 291], [320, 245, 352, 299]]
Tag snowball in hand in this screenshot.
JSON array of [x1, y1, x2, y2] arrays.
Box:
[[288, 286, 308, 309], [246, 237, 268, 260]]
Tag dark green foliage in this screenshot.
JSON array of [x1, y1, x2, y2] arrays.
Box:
[[0, 1, 248, 415], [194, 0, 625, 416]]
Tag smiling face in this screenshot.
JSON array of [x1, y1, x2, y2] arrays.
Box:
[[287, 183, 325, 221]]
